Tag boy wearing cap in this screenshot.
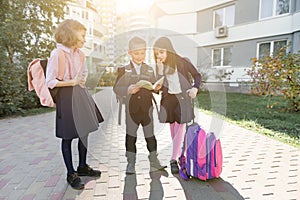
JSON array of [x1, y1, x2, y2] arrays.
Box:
[[113, 36, 166, 174]]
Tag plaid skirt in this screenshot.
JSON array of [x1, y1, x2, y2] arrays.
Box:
[[55, 86, 104, 139]]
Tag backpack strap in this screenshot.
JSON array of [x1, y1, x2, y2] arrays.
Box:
[[40, 59, 48, 76], [179, 98, 195, 179], [57, 49, 66, 80], [185, 98, 195, 131], [151, 95, 159, 116], [39, 51, 66, 79]]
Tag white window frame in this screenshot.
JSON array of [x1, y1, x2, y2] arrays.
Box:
[[65, 6, 70, 15], [71, 8, 81, 18], [256, 40, 288, 58], [213, 5, 235, 28], [259, 0, 291, 20], [212, 46, 232, 68]]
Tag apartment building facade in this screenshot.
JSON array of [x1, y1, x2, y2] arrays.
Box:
[[98, 0, 117, 71], [115, 11, 153, 67], [64, 0, 106, 74], [151, 0, 300, 91]]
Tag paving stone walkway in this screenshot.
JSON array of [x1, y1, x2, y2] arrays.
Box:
[[0, 87, 299, 200]]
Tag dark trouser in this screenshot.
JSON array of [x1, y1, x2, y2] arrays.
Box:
[[61, 136, 88, 174], [125, 108, 157, 153]]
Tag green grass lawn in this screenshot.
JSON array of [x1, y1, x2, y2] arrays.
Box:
[[195, 91, 300, 148]]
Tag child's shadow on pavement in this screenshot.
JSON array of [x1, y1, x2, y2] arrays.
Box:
[[123, 170, 168, 200], [174, 174, 244, 200]]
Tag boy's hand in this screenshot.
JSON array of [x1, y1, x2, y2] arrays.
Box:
[[128, 84, 140, 94], [154, 83, 162, 91]]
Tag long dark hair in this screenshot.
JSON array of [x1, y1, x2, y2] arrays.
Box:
[[153, 37, 178, 74]]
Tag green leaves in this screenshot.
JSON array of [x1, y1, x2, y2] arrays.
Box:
[[0, 0, 68, 117], [248, 47, 300, 112]]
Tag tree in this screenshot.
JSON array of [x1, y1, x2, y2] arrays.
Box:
[[247, 48, 300, 112], [0, 0, 67, 116]]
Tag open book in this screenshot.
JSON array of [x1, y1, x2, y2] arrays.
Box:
[[135, 76, 164, 90]]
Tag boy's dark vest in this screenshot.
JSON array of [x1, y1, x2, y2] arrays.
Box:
[[125, 63, 155, 114], [124, 64, 154, 84]]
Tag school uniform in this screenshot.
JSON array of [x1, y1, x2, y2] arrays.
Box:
[[158, 56, 201, 124], [46, 44, 103, 139], [113, 61, 157, 152], [55, 86, 103, 139]]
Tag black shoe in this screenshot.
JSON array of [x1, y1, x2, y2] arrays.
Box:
[[77, 165, 101, 177], [67, 172, 84, 190], [170, 160, 179, 174]]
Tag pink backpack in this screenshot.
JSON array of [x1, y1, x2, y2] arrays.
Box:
[[27, 50, 66, 107], [179, 123, 223, 181], [206, 132, 223, 179]]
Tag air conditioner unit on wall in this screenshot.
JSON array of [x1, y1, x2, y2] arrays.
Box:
[[215, 26, 228, 38]]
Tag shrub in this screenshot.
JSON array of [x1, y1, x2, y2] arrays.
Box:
[[99, 72, 117, 86], [247, 48, 300, 112], [86, 73, 100, 90], [0, 0, 66, 117]]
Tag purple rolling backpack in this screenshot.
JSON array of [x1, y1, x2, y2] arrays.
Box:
[[179, 122, 223, 181]]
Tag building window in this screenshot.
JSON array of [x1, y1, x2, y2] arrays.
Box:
[[66, 6, 70, 15], [81, 11, 89, 20], [257, 40, 287, 59], [89, 26, 93, 35], [213, 5, 235, 28], [260, 0, 290, 19], [72, 9, 81, 18], [212, 47, 232, 67]]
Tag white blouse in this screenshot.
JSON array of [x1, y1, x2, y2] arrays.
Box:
[[46, 44, 87, 89], [166, 68, 182, 94]]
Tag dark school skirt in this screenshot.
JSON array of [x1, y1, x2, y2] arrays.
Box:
[[159, 93, 194, 124], [55, 86, 104, 139]]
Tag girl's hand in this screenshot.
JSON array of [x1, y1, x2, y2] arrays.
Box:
[[79, 80, 85, 88], [72, 75, 81, 86], [79, 76, 86, 88], [72, 74, 86, 88], [187, 87, 198, 99], [156, 59, 164, 75]]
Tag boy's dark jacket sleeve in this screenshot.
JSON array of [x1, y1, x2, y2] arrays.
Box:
[[113, 66, 128, 97]]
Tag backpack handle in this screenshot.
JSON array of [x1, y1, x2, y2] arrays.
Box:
[[57, 49, 66, 80]]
